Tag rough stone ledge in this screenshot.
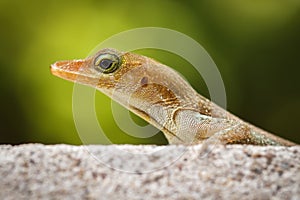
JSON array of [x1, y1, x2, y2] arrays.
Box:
[[0, 144, 299, 200]]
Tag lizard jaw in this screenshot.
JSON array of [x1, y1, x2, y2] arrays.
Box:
[[50, 59, 101, 87]]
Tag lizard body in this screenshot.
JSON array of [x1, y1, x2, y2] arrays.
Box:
[[50, 48, 296, 146]]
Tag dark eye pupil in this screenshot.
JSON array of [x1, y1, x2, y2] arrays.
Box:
[[100, 59, 113, 69]]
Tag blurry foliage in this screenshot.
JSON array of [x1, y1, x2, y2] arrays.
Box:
[[0, 0, 299, 144]]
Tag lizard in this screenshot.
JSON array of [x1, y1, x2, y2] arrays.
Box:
[[50, 48, 296, 146]]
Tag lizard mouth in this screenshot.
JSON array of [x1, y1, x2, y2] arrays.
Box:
[[50, 59, 84, 82], [50, 59, 105, 87], [50, 61, 82, 81]]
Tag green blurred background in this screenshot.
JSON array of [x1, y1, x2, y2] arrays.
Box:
[[0, 0, 299, 145]]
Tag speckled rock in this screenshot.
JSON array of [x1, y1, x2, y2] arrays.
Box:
[[0, 144, 299, 200]]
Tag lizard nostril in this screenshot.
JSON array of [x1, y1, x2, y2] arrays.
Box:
[[140, 76, 148, 86]]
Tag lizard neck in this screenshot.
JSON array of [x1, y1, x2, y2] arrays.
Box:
[[96, 55, 231, 141]]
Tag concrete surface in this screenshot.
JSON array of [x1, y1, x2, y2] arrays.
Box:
[[0, 144, 299, 200]]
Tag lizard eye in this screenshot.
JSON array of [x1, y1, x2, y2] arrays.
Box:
[[94, 53, 120, 74]]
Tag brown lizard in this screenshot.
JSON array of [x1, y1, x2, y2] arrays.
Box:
[[50, 48, 296, 146]]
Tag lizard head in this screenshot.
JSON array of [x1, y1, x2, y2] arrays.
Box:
[[50, 48, 188, 104], [50, 48, 145, 92]]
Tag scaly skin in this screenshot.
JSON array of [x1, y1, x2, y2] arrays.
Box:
[[50, 48, 296, 146]]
